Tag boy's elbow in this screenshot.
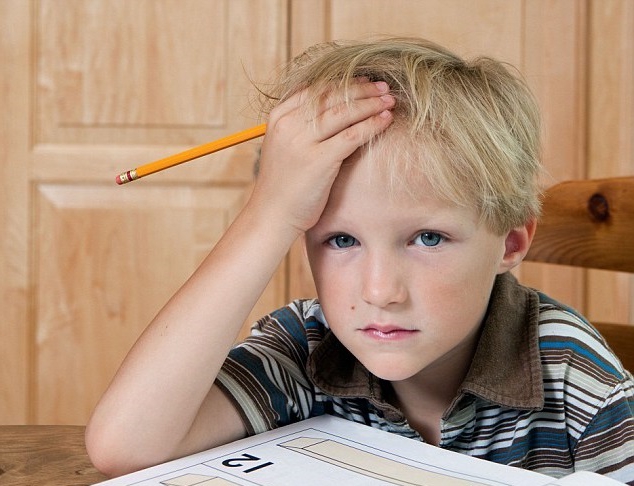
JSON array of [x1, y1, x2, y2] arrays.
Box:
[[85, 419, 146, 478]]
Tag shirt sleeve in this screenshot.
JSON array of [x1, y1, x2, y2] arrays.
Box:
[[215, 301, 318, 435], [573, 373, 634, 485]]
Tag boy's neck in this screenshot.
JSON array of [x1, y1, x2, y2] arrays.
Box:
[[387, 329, 481, 444]]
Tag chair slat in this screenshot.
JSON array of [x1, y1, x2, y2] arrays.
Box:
[[526, 176, 634, 272]]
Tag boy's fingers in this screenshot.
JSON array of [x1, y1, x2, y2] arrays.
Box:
[[317, 80, 390, 114], [315, 91, 395, 142], [270, 80, 390, 128], [264, 79, 394, 161], [319, 108, 394, 161]]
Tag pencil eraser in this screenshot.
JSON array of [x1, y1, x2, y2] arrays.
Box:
[[115, 170, 137, 185]]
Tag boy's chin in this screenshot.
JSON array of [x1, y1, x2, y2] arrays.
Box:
[[361, 359, 423, 382]]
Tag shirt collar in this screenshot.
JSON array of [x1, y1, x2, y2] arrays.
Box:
[[307, 272, 544, 413], [455, 271, 544, 411]]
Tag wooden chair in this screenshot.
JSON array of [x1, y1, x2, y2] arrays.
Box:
[[524, 176, 634, 371]]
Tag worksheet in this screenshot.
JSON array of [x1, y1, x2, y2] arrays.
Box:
[[93, 415, 624, 486]]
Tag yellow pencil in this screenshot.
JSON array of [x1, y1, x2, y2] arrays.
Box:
[[115, 123, 267, 185]]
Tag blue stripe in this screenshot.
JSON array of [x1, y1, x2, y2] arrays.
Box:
[[484, 428, 572, 465], [271, 306, 308, 346], [540, 340, 621, 377]]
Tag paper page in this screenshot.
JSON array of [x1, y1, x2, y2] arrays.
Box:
[[92, 415, 561, 486], [545, 470, 626, 485]]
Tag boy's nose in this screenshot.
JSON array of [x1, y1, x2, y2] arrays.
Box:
[[361, 254, 408, 308]]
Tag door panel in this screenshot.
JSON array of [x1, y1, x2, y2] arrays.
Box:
[[2, 0, 288, 424]]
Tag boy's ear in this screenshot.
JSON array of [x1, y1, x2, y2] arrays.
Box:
[[498, 217, 537, 273]]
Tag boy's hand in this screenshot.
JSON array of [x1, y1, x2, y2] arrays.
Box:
[[251, 80, 395, 235]]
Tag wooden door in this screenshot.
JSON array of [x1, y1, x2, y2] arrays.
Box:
[[1, 0, 288, 425]]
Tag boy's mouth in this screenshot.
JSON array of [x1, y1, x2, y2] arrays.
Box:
[[361, 324, 418, 340]]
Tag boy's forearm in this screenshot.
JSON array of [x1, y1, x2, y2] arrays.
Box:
[[86, 201, 300, 474]]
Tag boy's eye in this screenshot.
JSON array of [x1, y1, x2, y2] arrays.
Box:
[[412, 232, 443, 247], [327, 234, 357, 248]]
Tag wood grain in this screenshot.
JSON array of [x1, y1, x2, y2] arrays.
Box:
[[0, 426, 106, 485], [0, 0, 30, 424], [516, 0, 588, 313], [526, 177, 634, 273], [586, 0, 634, 325]]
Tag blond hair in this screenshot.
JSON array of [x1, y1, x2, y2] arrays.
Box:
[[259, 37, 542, 234]]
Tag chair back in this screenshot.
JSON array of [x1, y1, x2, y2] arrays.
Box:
[[525, 176, 634, 371]]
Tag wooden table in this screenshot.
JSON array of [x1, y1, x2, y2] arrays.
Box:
[[0, 426, 107, 485]]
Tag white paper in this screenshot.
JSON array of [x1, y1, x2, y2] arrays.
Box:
[[93, 415, 624, 486], [542, 470, 627, 485]]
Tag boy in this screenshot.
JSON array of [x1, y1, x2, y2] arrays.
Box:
[[86, 38, 634, 483]]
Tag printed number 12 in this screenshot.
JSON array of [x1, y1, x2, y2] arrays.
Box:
[[222, 453, 274, 474]]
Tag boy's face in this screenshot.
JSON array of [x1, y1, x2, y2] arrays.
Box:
[[304, 148, 525, 385]]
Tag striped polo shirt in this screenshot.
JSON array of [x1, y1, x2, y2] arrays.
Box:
[[216, 272, 634, 484]]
